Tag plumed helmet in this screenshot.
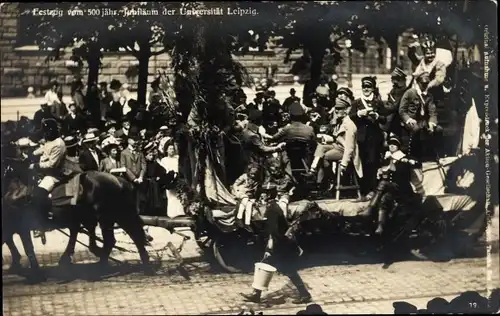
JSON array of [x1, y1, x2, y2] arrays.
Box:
[[421, 36, 436, 57]]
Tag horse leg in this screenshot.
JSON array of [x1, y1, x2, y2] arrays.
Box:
[[116, 215, 152, 274], [97, 220, 116, 266], [58, 223, 79, 267], [86, 224, 104, 259], [4, 235, 22, 272], [18, 229, 46, 282]]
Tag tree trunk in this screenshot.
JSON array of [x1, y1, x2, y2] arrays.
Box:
[[86, 43, 101, 124], [303, 47, 324, 106], [137, 44, 151, 106]]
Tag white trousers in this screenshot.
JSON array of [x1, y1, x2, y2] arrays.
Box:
[[38, 176, 60, 192]]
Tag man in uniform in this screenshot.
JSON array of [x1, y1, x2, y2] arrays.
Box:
[[307, 98, 363, 187], [29, 118, 67, 240], [349, 77, 386, 200], [383, 67, 408, 135], [399, 72, 438, 160]]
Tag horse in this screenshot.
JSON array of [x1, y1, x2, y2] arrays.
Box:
[[2, 151, 153, 281]]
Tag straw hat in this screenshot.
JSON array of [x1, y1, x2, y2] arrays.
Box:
[[63, 136, 78, 148], [82, 132, 99, 143]]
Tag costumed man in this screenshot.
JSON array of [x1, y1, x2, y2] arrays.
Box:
[[409, 36, 448, 106], [238, 110, 287, 226], [240, 157, 311, 304], [349, 76, 386, 200], [307, 98, 363, 188], [361, 135, 422, 235], [29, 119, 67, 240]]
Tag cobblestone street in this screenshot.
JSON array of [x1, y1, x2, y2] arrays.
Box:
[[2, 227, 499, 315]]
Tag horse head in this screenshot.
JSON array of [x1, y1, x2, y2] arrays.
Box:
[[2, 157, 35, 207]]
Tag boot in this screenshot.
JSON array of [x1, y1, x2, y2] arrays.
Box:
[[375, 207, 388, 235], [358, 190, 383, 217], [32, 187, 51, 244], [292, 294, 312, 304], [240, 289, 262, 303]]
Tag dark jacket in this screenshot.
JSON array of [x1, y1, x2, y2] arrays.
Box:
[[50, 103, 68, 121], [379, 152, 422, 196], [282, 96, 300, 112], [349, 98, 387, 143], [399, 88, 438, 129], [79, 148, 101, 171], [382, 87, 407, 132], [107, 101, 123, 122], [120, 147, 147, 181], [63, 113, 86, 135], [270, 121, 316, 144], [241, 123, 277, 169]]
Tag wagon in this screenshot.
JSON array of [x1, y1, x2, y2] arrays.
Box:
[[139, 151, 486, 273]]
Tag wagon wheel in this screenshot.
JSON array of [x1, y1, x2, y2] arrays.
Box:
[[212, 236, 263, 274]]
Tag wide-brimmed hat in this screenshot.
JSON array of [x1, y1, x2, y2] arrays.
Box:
[[109, 79, 122, 91], [82, 132, 99, 143], [102, 141, 119, 153], [87, 127, 99, 135], [63, 136, 78, 148]]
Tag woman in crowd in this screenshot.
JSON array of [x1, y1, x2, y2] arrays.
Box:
[[159, 142, 185, 218]]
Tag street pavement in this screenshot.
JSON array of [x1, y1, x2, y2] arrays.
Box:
[[2, 225, 499, 315]]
